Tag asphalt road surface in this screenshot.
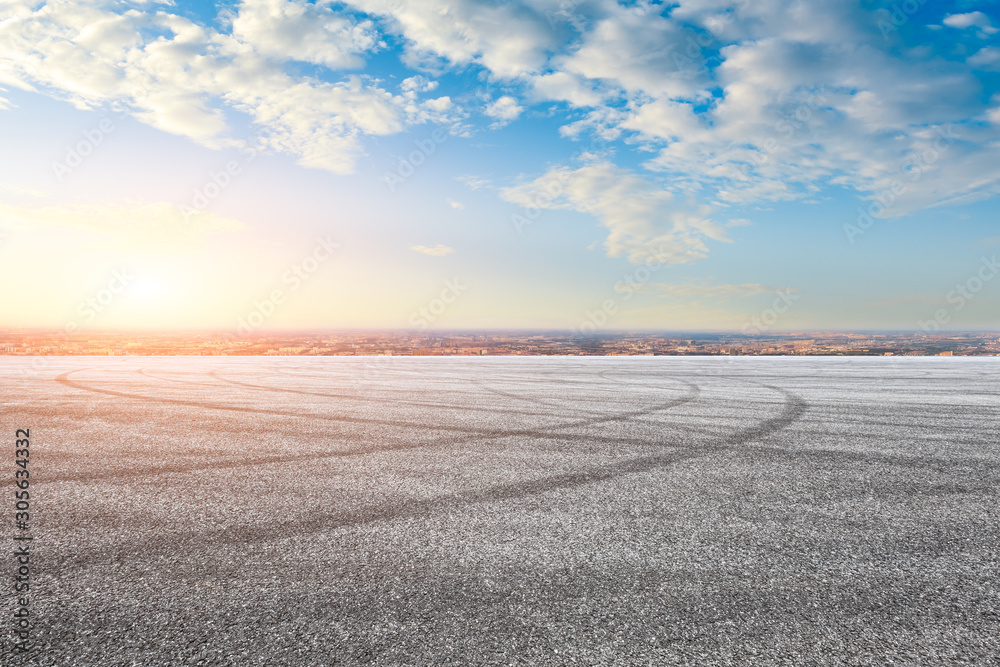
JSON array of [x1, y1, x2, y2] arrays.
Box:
[[1, 356, 998, 665]]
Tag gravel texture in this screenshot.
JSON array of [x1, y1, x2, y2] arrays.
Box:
[[1, 356, 998, 666]]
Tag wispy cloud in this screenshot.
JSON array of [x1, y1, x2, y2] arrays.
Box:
[[457, 176, 491, 190], [652, 281, 781, 301], [411, 244, 455, 256], [0, 201, 243, 238], [868, 294, 947, 308]]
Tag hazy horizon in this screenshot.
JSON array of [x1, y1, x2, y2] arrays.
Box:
[[1, 0, 998, 333], [0, 0, 1000, 331]]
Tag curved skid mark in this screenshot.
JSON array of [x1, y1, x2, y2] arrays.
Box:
[[275, 364, 623, 389], [137, 368, 235, 389], [211, 370, 706, 442], [57, 368, 699, 438], [723, 385, 808, 445], [47, 370, 702, 482], [206, 369, 588, 421], [48, 380, 813, 573], [470, 379, 592, 415], [144, 366, 581, 420], [200, 448, 714, 548]]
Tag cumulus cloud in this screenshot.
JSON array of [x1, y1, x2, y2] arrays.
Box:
[[230, 0, 379, 68], [3, 0, 1000, 227], [484, 95, 523, 127], [970, 46, 1000, 70], [517, 2, 1000, 223], [501, 162, 735, 264], [0, 0, 448, 173], [400, 75, 438, 93], [411, 243, 455, 256], [557, 5, 704, 99], [528, 71, 604, 107], [342, 0, 555, 78], [943, 12, 998, 35]]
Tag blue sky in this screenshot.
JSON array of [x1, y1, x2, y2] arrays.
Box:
[[0, 0, 998, 332]]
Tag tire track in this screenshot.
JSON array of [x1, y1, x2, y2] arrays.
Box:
[[45, 378, 809, 574], [58, 368, 699, 440], [207, 369, 596, 420], [140, 366, 588, 420], [45, 370, 703, 482]]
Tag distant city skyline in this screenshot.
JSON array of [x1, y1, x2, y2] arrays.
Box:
[[1, 0, 999, 332], [4, 329, 998, 358]]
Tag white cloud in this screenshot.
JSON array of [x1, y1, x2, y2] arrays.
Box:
[[970, 46, 1000, 71], [529, 71, 604, 107], [557, 5, 703, 99], [520, 1, 1000, 221], [943, 12, 998, 35], [0, 0, 432, 173], [988, 104, 1000, 126], [400, 75, 438, 93], [617, 32, 1000, 216], [500, 162, 734, 265], [621, 98, 703, 143], [3, 0, 999, 221], [342, 0, 555, 78], [457, 175, 490, 190], [484, 95, 523, 127], [230, 0, 379, 69], [411, 243, 454, 256], [447, 199, 464, 209]]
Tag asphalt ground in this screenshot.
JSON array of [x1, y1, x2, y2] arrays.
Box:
[[1, 356, 998, 665]]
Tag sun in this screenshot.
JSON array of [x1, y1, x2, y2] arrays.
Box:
[[128, 276, 172, 302]]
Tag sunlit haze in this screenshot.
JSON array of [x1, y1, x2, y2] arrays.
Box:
[[1, 0, 999, 333]]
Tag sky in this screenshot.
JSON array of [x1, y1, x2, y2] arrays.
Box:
[[0, 0, 998, 333]]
